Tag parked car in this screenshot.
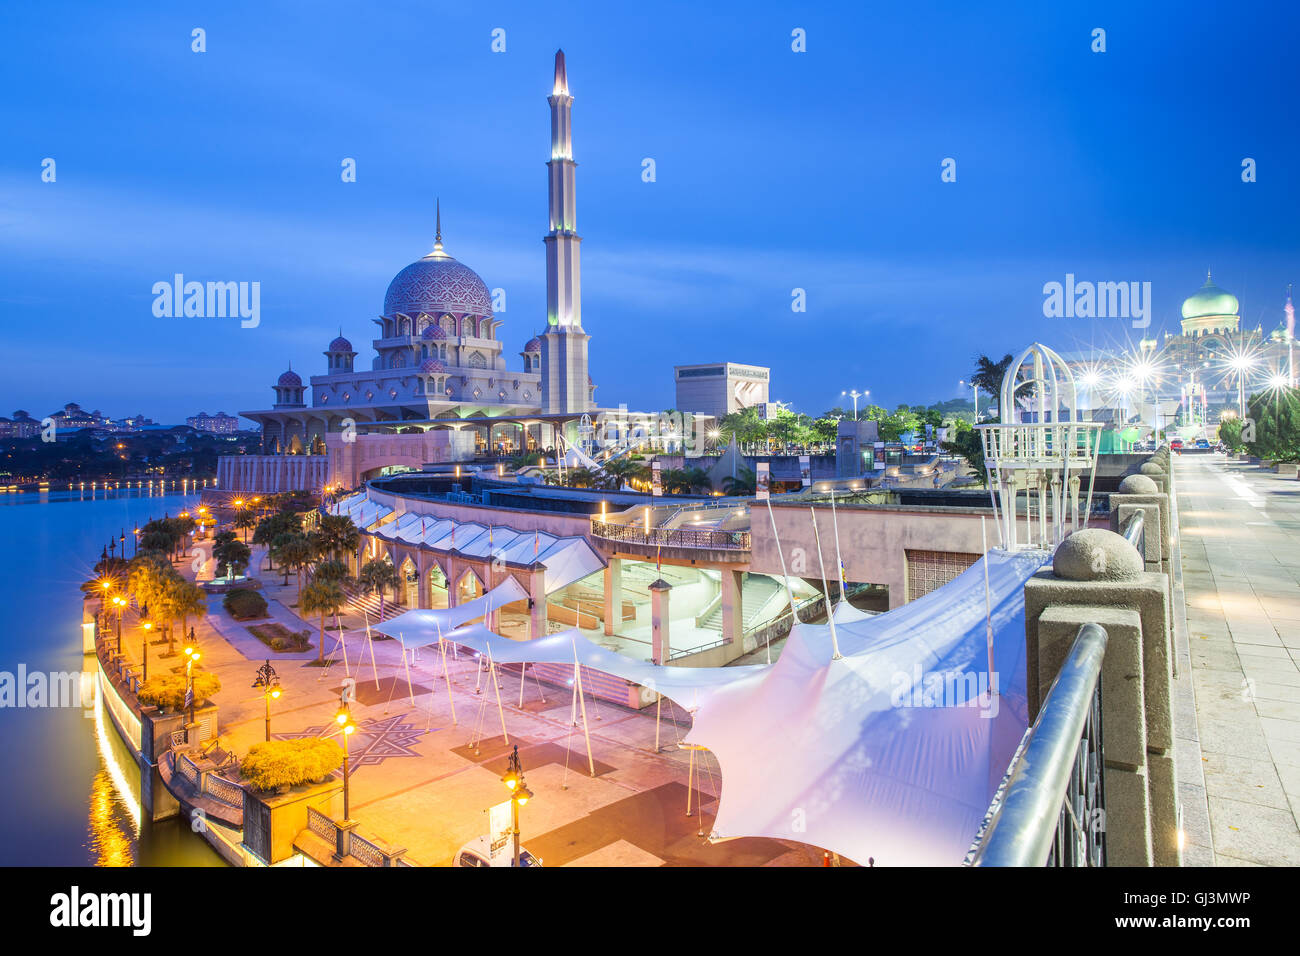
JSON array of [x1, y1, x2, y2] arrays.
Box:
[[1170, 439, 1184, 452], [454, 835, 543, 868], [1195, 438, 1210, 449]]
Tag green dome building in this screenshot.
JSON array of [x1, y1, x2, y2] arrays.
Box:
[[1180, 271, 1240, 336]]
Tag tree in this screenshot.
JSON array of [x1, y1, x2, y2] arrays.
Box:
[[169, 579, 208, 653], [1244, 386, 1300, 461], [275, 533, 314, 606], [970, 353, 1015, 411], [301, 579, 346, 663], [314, 514, 361, 563], [358, 558, 401, 621], [941, 417, 992, 482], [721, 465, 756, 496], [253, 512, 299, 570], [717, 407, 766, 446], [1218, 415, 1245, 453], [234, 507, 258, 544]]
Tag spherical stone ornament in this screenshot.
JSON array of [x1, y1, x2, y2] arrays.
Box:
[[1119, 474, 1159, 495], [1053, 529, 1143, 581], [1139, 461, 1165, 477]]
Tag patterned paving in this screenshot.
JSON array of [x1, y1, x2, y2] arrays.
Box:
[[275, 714, 428, 776]]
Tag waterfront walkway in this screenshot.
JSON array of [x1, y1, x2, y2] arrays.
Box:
[[1176, 454, 1300, 866], [116, 541, 822, 867]]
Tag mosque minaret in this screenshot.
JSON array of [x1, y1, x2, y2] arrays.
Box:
[[539, 49, 594, 414]]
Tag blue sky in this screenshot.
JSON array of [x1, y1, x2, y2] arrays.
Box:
[[2, 1, 1298, 423]]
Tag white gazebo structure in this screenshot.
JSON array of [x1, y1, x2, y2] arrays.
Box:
[[976, 343, 1103, 551]]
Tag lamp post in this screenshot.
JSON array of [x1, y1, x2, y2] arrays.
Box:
[[959, 380, 980, 422], [501, 744, 534, 867], [1229, 355, 1253, 418], [140, 619, 153, 682], [841, 389, 868, 421], [112, 595, 127, 653], [335, 703, 357, 821], [252, 660, 282, 742], [183, 645, 201, 736]]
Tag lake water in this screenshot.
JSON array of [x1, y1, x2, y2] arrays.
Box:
[[0, 487, 222, 865]]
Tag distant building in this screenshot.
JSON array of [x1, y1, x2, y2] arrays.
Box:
[[187, 411, 241, 434], [0, 410, 41, 439], [674, 362, 770, 422]]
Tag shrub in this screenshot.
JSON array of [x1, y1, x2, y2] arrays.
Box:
[[247, 622, 312, 652], [241, 738, 344, 791], [223, 588, 268, 620], [138, 672, 222, 712]]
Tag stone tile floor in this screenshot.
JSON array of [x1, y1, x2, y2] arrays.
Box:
[[1175, 454, 1300, 866]]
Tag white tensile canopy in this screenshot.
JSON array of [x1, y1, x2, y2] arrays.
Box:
[[685, 548, 1046, 866], [373, 576, 531, 641], [363, 540, 1045, 866], [369, 515, 604, 595]]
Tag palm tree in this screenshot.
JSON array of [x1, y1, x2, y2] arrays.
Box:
[[300, 579, 346, 663], [317, 514, 361, 563], [233, 508, 257, 544], [358, 558, 401, 621], [601, 458, 640, 490], [275, 533, 314, 606], [170, 580, 208, 652], [721, 465, 757, 497], [269, 532, 297, 586], [682, 466, 712, 494]]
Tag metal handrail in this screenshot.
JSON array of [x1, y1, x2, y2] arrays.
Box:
[[970, 622, 1108, 866], [1120, 510, 1144, 553]]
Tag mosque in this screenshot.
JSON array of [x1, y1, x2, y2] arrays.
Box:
[[1064, 272, 1295, 431], [226, 52, 600, 494]]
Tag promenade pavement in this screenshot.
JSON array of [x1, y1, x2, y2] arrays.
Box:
[[1176, 453, 1300, 866]]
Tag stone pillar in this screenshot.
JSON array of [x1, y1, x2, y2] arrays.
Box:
[[416, 554, 431, 609], [1024, 528, 1178, 867], [529, 564, 548, 640], [649, 578, 672, 664], [603, 558, 622, 636], [720, 569, 744, 647]]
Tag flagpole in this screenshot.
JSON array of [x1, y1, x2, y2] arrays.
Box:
[[764, 497, 797, 666], [981, 516, 997, 700]]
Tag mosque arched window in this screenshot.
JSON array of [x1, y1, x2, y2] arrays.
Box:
[[468, 352, 487, 369]]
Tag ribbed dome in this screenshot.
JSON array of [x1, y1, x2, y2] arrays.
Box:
[[524, 337, 541, 352], [421, 324, 447, 340], [385, 252, 493, 318], [328, 335, 353, 352], [1182, 273, 1239, 319], [419, 358, 446, 375], [277, 369, 302, 388]]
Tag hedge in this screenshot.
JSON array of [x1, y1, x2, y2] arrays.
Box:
[[223, 588, 268, 620], [138, 672, 222, 712], [241, 738, 344, 791]]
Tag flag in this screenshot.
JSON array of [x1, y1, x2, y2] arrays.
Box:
[[839, 558, 847, 586], [534, 530, 539, 557], [421, 517, 426, 538], [184, 683, 193, 711], [656, 545, 662, 574]]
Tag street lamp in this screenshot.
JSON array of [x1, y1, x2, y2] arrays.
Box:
[[501, 744, 534, 867], [183, 645, 202, 736], [958, 380, 981, 422], [252, 660, 282, 742], [112, 595, 127, 654], [841, 389, 869, 421], [140, 619, 153, 682], [336, 703, 357, 822]]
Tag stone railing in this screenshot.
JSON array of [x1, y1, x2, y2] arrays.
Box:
[[304, 806, 408, 867], [591, 520, 750, 552]]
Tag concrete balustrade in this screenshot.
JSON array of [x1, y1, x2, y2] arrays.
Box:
[[1024, 528, 1180, 867]]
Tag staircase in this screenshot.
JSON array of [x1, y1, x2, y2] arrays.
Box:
[[699, 575, 784, 633], [342, 583, 402, 624]]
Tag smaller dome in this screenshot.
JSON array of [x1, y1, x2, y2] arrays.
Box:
[[419, 358, 446, 375], [328, 335, 353, 352], [422, 324, 447, 340], [277, 369, 302, 388], [524, 337, 541, 352]]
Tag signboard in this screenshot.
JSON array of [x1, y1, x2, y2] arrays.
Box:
[[651, 459, 662, 496], [755, 461, 770, 500], [873, 442, 886, 467], [488, 800, 512, 860], [799, 454, 811, 487]]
